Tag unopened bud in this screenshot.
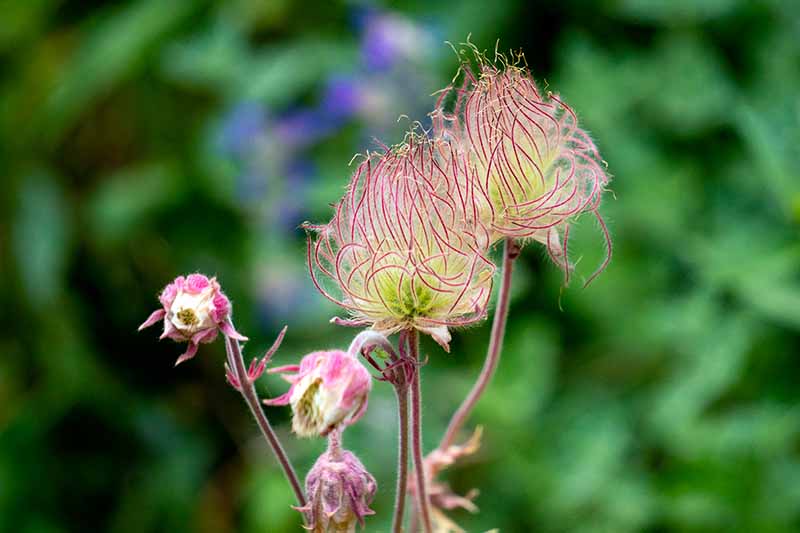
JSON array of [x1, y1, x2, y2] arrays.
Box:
[[299, 447, 376, 532]]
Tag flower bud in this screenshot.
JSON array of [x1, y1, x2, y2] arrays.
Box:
[[264, 350, 371, 437], [300, 447, 376, 532], [139, 273, 246, 365]]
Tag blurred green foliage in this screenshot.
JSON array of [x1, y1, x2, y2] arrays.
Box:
[[2, 1, 799, 532]]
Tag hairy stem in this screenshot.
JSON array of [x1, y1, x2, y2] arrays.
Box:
[[408, 330, 433, 533], [225, 335, 307, 516], [438, 237, 518, 451], [392, 385, 410, 533], [327, 427, 343, 460]]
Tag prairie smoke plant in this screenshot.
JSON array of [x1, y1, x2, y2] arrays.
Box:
[[139, 273, 246, 365], [436, 56, 612, 281], [137, 39, 612, 533], [307, 134, 495, 351], [264, 350, 372, 438]]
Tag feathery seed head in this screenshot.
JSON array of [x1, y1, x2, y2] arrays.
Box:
[[307, 132, 495, 350], [435, 48, 612, 283]]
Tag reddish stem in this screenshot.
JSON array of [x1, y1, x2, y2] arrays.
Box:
[[225, 332, 307, 518], [392, 384, 410, 533], [438, 238, 518, 451], [408, 330, 433, 533]]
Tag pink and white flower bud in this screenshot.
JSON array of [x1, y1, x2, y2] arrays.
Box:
[[139, 273, 246, 365], [299, 447, 376, 532], [264, 350, 371, 438]]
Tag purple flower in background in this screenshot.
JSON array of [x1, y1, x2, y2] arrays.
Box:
[[360, 11, 434, 70], [322, 75, 363, 120], [219, 102, 267, 155]]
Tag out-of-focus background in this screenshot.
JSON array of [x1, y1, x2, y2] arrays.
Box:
[[2, 0, 799, 531]]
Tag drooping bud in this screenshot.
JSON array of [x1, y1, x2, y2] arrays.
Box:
[[306, 132, 495, 351], [264, 350, 371, 437], [139, 273, 247, 365], [298, 445, 376, 532]]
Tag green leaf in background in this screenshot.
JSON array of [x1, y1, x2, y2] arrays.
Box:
[[650, 311, 754, 453], [163, 30, 357, 106], [12, 170, 71, 308], [160, 19, 251, 94], [241, 467, 298, 532], [40, 0, 199, 142], [238, 38, 357, 106], [614, 0, 744, 22], [0, 0, 58, 53], [641, 34, 733, 134], [687, 231, 800, 330], [87, 162, 182, 246], [737, 103, 800, 221]]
